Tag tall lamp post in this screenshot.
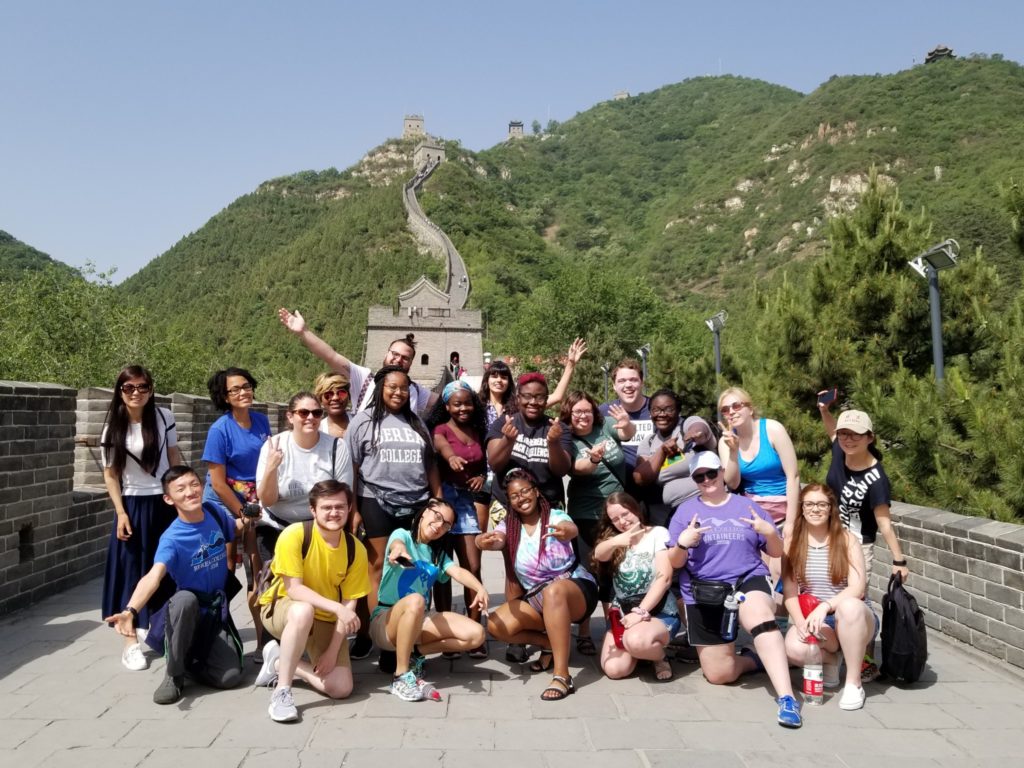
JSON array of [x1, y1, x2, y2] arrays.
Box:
[[908, 239, 960, 388], [635, 344, 651, 383], [600, 364, 611, 402], [705, 310, 728, 379]]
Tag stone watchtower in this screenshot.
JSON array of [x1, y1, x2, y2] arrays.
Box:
[[508, 120, 524, 140], [403, 114, 425, 139], [413, 140, 445, 168]]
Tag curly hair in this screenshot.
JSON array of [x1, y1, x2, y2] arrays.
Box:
[[207, 367, 258, 412], [499, 468, 552, 589]]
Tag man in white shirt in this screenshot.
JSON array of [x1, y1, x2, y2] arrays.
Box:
[[278, 308, 437, 414]]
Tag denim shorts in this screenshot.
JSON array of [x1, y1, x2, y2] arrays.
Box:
[[442, 483, 482, 535]]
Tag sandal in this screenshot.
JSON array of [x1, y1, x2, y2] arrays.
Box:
[[540, 674, 575, 701], [530, 650, 554, 672], [653, 657, 673, 682], [575, 635, 597, 656]]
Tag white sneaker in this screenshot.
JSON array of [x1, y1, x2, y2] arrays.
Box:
[[121, 642, 148, 671], [838, 683, 866, 710], [255, 639, 281, 688], [268, 686, 298, 722]]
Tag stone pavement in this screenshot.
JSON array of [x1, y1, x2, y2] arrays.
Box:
[[2, 550, 1024, 768]]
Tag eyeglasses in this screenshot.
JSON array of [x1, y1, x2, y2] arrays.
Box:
[[692, 469, 720, 484], [120, 383, 151, 395], [836, 429, 868, 439], [518, 393, 546, 403], [227, 383, 254, 396], [570, 409, 593, 419], [387, 349, 414, 365], [802, 501, 831, 511], [383, 384, 410, 394], [508, 487, 537, 502], [291, 408, 324, 420], [651, 407, 678, 416], [720, 402, 749, 415], [429, 508, 453, 533], [322, 389, 349, 400]]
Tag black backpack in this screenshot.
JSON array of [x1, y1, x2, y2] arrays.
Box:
[[880, 573, 928, 683]]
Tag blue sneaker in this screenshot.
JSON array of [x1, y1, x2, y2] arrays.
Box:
[[777, 695, 803, 728]]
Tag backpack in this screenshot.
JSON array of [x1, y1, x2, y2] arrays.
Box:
[[256, 520, 356, 619], [880, 573, 928, 683]]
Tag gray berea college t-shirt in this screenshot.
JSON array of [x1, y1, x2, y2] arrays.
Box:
[[346, 410, 432, 506]]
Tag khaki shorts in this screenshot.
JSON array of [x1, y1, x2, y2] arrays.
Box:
[[260, 596, 351, 668], [862, 543, 875, 574], [368, 610, 396, 652]]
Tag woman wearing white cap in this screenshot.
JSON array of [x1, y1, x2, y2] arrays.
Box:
[[818, 406, 907, 582], [666, 451, 802, 729], [819, 405, 905, 684]]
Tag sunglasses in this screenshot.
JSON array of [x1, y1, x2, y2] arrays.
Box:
[[322, 389, 349, 400], [120, 383, 151, 395], [720, 402, 749, 415], [291, 408, 325, 419], [692, 469, 720, 484]]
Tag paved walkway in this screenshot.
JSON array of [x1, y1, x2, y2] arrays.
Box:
[[2, 550, 1023, 768]]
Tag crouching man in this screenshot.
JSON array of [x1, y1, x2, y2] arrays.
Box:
[[104, 465, 244, 704], [255, 480, 370, 722]]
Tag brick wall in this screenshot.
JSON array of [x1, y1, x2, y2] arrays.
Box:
[[867, 501, 1024, 671], [4, 382, 285, 617]]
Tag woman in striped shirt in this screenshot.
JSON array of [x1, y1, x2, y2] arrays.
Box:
[[781, 484, 877, 711]]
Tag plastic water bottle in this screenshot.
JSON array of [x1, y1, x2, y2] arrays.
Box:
[[608, 606, 626, 649], [721, 591, 742, 642], [802, 635, 824, 706]]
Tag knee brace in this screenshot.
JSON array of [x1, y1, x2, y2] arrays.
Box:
[[749, 620, 780, 638]]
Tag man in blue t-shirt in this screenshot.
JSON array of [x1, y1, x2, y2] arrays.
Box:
[[105, 465, 243, 705]]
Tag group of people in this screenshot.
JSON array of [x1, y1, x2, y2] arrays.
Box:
[[99, 307, 906, 728]]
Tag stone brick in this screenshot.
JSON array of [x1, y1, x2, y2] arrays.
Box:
[[922, 561, 954, 585], [940, 615, 971, 644], [912, 573, 942, 599], [989, 620, 1024, 649], [944, 516, 992, 536], [1006, 645, 1024, 669], [1004, 606, 1024, 631], [958, 605, 991, 633], [939, 583, 971, 609], [968, 521, 1022, 546], [971, 629, 1008, 659], [985, 582, 1023, 609], [971, 594, 1006, 621], [968, 558, 1009, 583], [928, 596, 958, 621], [920, 530, 950, 549]]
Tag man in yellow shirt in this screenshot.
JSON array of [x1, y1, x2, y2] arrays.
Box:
[[255, 480, 370, 722]]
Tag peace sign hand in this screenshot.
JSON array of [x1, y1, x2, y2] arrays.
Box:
[[676, 513, 711, 549], [739, 507, 775, 537]]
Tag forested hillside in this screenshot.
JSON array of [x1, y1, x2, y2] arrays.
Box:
[[5, 55, 1024, 518]]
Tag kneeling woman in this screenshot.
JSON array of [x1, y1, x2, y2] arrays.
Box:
[[592, 492, 678, 682], [371, 499, 488, 702], [667, 452, 802, 729], [782, 484, 876, 711], [477, 469, 599, 701]]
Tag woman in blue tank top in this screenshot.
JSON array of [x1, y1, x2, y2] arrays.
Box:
[[716, 387, 800, 534]]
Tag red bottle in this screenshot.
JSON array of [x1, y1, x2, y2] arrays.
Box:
[[608, 606, 626, 649]]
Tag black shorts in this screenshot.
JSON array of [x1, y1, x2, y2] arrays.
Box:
[[358, 496, 413, 540], [684, 574, 773, 646], [571, 577, 600, 620]]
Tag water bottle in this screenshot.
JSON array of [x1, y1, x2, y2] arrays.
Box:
[[721, 591, 742, 642], [802, 635, 824, 706], [608, 606, 626, 649]]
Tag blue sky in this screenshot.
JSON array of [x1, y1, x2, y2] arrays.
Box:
[[2, 1, 1021, 281]]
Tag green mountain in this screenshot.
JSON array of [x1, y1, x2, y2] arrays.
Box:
[[0, 230, 77, 282]]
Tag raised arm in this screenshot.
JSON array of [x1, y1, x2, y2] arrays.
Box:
[[278, 308, 353, 378], [547, 338, 587, 408], [819, 399, 838, 441]]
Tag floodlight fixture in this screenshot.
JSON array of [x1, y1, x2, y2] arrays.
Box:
[[907, 239, 961, 387], [636, 344, 651, 381], [705, 310, 728, 378]]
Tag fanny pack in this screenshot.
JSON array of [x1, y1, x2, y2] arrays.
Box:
[[689, 566, 758, 607], [365, 481, 428, 518], [618, 591, 670, 616]]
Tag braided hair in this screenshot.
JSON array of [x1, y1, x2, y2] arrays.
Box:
[[499, 468, 552, 588]]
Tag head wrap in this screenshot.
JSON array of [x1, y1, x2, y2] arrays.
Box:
[[442, 380, 474, 403]]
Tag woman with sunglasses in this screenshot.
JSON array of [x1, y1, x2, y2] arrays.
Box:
[[100, 366, 183, 671], [667, 452, 802, 728], [256, 390, 353, 578], [314, 372, 351, 438], [371, 499, 488, 701], [202, 367, 273, 651], [716, 387, 800, 533], [477, 469, 599, 701], [346, 366, 441, 658], [592, 492, 677, 681], [782, 484, 876, 711]]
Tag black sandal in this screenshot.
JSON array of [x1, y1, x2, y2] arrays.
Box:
[[540, 674, 575, 701], [575, 635, 597, 656], [529, 649, 553, 672]]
